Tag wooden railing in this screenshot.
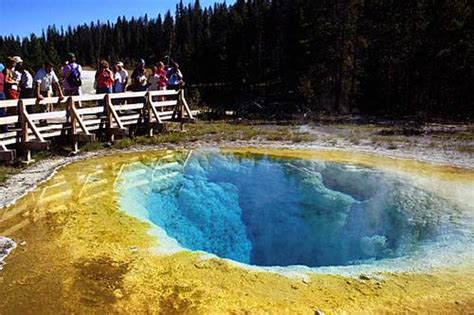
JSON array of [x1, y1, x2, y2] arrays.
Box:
[[0, 90, 195, 163]]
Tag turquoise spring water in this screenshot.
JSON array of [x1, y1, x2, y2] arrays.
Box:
[[117, 150, 472, 269]]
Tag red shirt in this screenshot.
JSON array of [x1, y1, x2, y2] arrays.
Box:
[[96, 69, 114, 89], [158, 69, 168, 88]]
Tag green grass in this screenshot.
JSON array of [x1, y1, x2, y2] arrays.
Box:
[[0, 166, 19, 185], [456, 145, 474, 154], [82, 141, 106, 152], [0, 121, 319, 185], [2, 121, 471, 185], [109, 122, 316, 149]]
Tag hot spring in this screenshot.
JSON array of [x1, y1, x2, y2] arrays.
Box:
[[2, 148, 474, 313], [116, 150, 473, 272]]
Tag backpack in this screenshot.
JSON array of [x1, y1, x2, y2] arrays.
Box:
[[97, 69, 113, 88], [67, 64, 82, 88]]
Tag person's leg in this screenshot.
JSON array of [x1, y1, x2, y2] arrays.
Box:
[[65, 89, 80, 96], [158, 86, 166, 102], [6, 90, 19, 115], [40, 91, 52, 112], [64, 90, 76, 122], [21, 89, 34, 113], [0, 92, 6, 132], [97, 87, 110, 108]]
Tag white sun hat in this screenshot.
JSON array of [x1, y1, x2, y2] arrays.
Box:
[[13, 56, 23, 63], [117, 61, 124, 67]]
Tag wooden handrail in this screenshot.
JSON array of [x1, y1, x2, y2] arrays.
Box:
[[0, 89, 196, 162], [0, 90, 180, 108]]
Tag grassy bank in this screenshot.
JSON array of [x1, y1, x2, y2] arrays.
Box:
[[1, 120, 473, 185]]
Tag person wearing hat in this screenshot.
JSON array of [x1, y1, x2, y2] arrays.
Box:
[[166, 60, 184, 90], [3, 57, 19, 101], [34, 61, 64, 111], [17, 62, 34, 99], [12, 56, 23, 83], [63, 53, 83, 96], [131, 59, 148, 92], [116, 61, 128, 93], [94, 60, 114, 94]]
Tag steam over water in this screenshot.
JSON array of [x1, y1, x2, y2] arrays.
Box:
[[116, 150, 473, 271]]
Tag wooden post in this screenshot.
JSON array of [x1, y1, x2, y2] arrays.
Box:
[[68, 97, 79, 154], [179, 90, 185, 131], [69, 97, 76, 134], [105, 94, 114, 142], [146, 92, 153, 137], [18, 100, 32, 163]]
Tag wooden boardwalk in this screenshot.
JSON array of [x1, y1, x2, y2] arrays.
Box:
[[0, 90, 195, 163]]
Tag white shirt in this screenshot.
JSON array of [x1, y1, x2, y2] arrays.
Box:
[[119, 69, 128, 84], [21, 71, 33, 89], [114, 69, 128, 93], [13, 69, 21, 82], [34, 68, 59, 92]]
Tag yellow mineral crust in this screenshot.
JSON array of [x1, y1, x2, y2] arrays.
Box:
[[0, 149, 473, 314]]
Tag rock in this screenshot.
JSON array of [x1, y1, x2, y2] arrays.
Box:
[[129, 246, 139, 252], [0, 237, 16, 261], [113, 289, 124, 299], [359, 274, 371, 281]]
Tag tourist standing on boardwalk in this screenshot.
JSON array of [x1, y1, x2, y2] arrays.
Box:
[[0, 63, 5, 101], [148, 62, 168, 103], [12, 56, 23, 83], [17, 63, 34, 99], [157, 62, 168, 91], [131, 59, 148, 91], [63, 53, 82, 96], [34, 62, 64, 111], [95, 60, 114, 94], [116, 62, 128, 92], [147, 64, 160, 91], [0, 63, 5, 128], [112, 65, 122, 93], [167, 61, 183, 90], [3, 57, 19, 100]]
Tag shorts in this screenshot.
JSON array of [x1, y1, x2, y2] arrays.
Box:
[[97, 87, 113, 94], [65, 89, 81, 96], [6, 89, 19, 100], [20, 88, 34, 99], [40, 91, 52, 98], [167, 84, 182, 91]]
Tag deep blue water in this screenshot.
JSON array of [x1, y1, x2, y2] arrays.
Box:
[[119, 151, 460, 268]]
